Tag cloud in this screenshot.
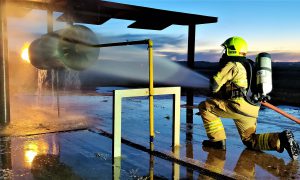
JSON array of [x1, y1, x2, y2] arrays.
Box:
[[263, 51, 300, 62], [98, 33, 300, 62], [163, 50, 300, 62], [247, 51, 300, 62]]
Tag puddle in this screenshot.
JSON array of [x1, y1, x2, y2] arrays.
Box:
[[0, 90, 299, 179]]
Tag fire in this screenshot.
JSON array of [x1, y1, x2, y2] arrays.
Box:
[[21, 42, 30, 63]]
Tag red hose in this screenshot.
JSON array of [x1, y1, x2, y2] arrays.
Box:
[[261, 101, 300, 124], [181, 102, 300, 124]]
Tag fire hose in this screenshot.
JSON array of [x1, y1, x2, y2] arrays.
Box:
[[182, 101, 300, 124], [261, 101, 300, 124]]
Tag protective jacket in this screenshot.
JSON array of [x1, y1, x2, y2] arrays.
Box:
[[199, 56, 281, 152]]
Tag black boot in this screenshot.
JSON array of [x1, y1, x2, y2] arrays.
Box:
[[202, 139, 226, 150], [279, 130, 300, 160]]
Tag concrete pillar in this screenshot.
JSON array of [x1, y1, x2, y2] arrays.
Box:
[[0, 0, 10, 125]]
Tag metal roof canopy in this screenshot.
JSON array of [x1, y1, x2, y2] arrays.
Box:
[[8, 0, 217, 30]]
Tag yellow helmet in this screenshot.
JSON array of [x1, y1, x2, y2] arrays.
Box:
[[221, 36, 248, 57]]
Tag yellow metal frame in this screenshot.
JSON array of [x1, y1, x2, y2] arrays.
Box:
[[113, 87, 181, 158], [112, 39, 181, 158], [110, 39, 181, 160]]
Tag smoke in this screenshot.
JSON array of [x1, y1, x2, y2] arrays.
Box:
[[5, 5, 77, 128], [6, 5, 67, 94], [7, 10, 44, 95]]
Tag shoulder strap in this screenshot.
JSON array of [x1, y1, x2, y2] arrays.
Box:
[[242, 59, 260, 105], [244, 59, 254, 92]]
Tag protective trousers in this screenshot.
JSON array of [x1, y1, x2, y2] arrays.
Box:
[[198, 98, 281, 151]]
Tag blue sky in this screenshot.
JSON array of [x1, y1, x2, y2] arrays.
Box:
[[8, 0, 300, 62]]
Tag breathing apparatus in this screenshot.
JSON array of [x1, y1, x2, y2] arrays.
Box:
[[221, 37, 273, 104], [252, 52, 273, 102]]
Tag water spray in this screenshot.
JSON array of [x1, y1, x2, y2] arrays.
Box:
[[27, 25, 209, 89]]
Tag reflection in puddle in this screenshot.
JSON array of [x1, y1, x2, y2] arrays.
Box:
[[199, 146, 299, 179], [0, 130, 299, 179], [23, 136, 59, 168], [0, 135, 60, 179], [25, 149, 37, 167], [234, 149, 299, 179], [31, 154, 81, 180], [0, 92, 300, 179]]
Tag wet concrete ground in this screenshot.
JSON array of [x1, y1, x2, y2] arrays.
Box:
[[1, 88, 300, 179]]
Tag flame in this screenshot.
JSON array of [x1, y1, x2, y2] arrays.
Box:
[[21, 42, 30, 63]]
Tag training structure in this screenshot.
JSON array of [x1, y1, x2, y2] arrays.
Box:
[[1, 0, 217, 125], [0, 1, 220, 178]]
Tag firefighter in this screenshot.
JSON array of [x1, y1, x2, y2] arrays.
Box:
[[198, 36, 300, 160]]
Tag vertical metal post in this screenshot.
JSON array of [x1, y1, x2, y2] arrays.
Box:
[[172, 87, 180, 147], [113, 157, 121, 180], [149, 154, 154, 180], [187, 25, 196, 69], [186, 24, 196, 125], [47, 9, 53, 33], [172, 146, 180, 179], [186, 25, 196, 179], [113, 90, 122, 158], [0, 0, 10, 125], [186, 142, 194, 179], [148, 40, 154, 151], [66, 0, 74, 26]]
